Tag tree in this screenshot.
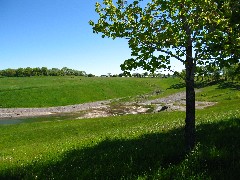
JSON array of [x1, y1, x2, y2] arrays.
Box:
[[211, 0, 240, 66], [41, 67, 49, 76], [87, 73, 95, 77], [32, 67, 41, 76], [143, 72, 148, 77], [90, 0, 240, 151], [212, 66, 221, 82], [3, 68, 16, 77], [16, 68, 25, 77], [49, 68, 60, 76], [24, 67, 32, 77], [118, 73, 124, 77], [224, 63, 240, 81]]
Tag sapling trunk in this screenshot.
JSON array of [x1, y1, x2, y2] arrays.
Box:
[[185, 36, 196, 152]]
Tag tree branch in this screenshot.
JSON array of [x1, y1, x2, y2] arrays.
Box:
[[157, 49, 185, 63]]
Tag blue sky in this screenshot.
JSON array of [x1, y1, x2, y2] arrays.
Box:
[[0, 0, 184, 75]]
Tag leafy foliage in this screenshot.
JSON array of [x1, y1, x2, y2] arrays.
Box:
[[90, 0, 239, 150], [89, 0, 239, 73], [0, 67, 86, 77]]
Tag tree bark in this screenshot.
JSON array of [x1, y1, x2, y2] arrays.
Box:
[[180, 0, 196, 151], [185, 35, 196, 152]]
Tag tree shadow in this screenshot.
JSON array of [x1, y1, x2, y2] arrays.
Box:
[[167, 82, 186, 89], [196, 117, 240, 179], [168, 80, 240, 90], [195, 80, 218, 88], [217, 81, 240, 90], [167, 81, 210, 89], [167, 80, 219, 89], [194, 80, 228, 89], [1, 128, 186, 179], [1, 117, 240, 179]]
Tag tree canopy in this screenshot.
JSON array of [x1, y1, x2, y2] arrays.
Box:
[[90, 0, 239, 150], [90, 0, 239, 73]]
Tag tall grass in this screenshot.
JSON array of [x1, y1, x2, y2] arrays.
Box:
[[0, 80, 239, 179]]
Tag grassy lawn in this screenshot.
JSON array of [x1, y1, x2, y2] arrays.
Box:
[[0, 76, 182, 108], [0, 78, 239, 179]]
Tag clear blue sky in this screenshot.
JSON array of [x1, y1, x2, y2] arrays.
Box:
[[0, 0, 184, 75]]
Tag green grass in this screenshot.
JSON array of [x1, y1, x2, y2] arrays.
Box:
[[0, 76, 181, 108], [0, 79, 239, 179]]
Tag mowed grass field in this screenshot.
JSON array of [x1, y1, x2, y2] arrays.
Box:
[[0, 77, 240, 179], [0, 76, 181, 108]]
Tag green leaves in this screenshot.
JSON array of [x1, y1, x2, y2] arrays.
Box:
[[90, 0, 239, 73]]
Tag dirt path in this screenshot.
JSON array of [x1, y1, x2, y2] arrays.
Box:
[[0, 91, 216, 120], [0, 100, 110, 119], [142, 91, 216, 112]]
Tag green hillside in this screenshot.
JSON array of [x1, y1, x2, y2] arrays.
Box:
[[0, 76, 181, 108], [0, 78, 239, 179]]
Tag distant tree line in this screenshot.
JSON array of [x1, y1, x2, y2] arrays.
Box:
[[175, 63, 240, 82], [105, 72, 175, 78], [0, 67, 87, 77], [130, 72, 172, 78]]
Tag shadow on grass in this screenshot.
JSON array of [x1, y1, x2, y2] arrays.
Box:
[[168, 80, 240, 90], [1, 118, 240, 179], [196, 117, 240, 179], [167, 81, 214, 89], [0, 128, 186, 179], [217, 81, 240, 90], [167, 82, 186, 89]]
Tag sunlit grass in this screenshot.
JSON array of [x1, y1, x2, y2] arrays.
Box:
[[0, 76, 181, 108], [0, 80, 239, 179]]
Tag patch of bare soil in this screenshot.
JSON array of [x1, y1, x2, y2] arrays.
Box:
[[0, 91, 217, 120], [0, 101, 110, 119], [142, 91, 217, 112], [76, 105, 150, 120], [76, 91, 217, 120]]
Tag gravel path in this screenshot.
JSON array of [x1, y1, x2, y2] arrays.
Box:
[[144, 91, 186, 105], [0, 100, 110, 119], [143, 91, 216, 112], [0, 90, 216, 120]]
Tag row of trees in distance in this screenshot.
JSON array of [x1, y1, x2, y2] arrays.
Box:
[[1, 64, 239, 80], [176, 64, 240, 82], [0, 67, 87, 77]]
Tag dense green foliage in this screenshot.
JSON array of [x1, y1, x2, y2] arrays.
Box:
[[90, 0, 239, 73], [0, 67, 86, 77], [0, 80, 239, 179], [0, 76, 179, 108]]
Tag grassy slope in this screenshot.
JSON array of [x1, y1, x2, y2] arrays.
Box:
[[0, 76, 181, 108], [0, 80, 239, 179]]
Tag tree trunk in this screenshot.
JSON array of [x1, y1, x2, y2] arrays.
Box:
[[185, 38, 196, 152], [180, 1, 196, 152]]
